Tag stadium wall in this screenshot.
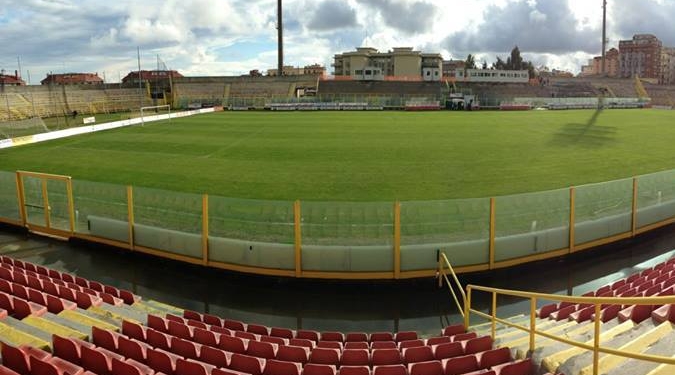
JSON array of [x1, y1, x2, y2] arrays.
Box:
[[2, 168, 675, 280]]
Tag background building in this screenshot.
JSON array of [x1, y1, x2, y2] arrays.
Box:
[[121, 70, 183, 85], [0, 70, 26, 86], [580, 48, 619, 77], [660, 47, 675, 85], [619, 34, 662, 79], [41, 73, 103, 85], [266, 64, 326, 76], [333, 47, 442, 81]]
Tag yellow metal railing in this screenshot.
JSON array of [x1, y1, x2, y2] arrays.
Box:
[[465, 284, 675, 375], [437, 252, 466, 319]]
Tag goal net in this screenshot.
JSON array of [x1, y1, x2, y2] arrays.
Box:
[[0, 117, 49, 139], [140, 104, 171, 125]]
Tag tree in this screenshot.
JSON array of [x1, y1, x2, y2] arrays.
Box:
[[510, 46, 523, 70], [492, 57, 506, 70], [482, 60, 488, 70], [465, 54, 477, 70]]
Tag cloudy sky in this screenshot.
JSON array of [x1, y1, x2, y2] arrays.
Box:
[[1, 0, 674, 83]]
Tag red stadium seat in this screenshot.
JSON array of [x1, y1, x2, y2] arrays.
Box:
[[426, 336, 452, 346], [147, 314, 169, 332], [371, 349, 402, 366], [147, 348, 180, 375], [451, 332, 477, 342], [441, 325, 465, 337], [338, 366, 371, 375], [194, 327, 220, 347], [30, 355, 85, 375], [403, 346, 434, 364], [478, 347, 511, 369], [184, 309, 203, 321], [433, 341, 464, 360], [270, 327, 295, 339], [370, 341, 397, 350], [199, 345, 230, 368], [0, 279, 11, 294], [399, 339, 425, 350], [345, 342, 369, 350], [13, 296, 47, 318], [296, 329, 320, 342], [263, 359, 302, 375], [247, 340, 278, 359], [370, 332, 394, 342], [309, 347, 341, 366], [302, 364, 336, 375], [289, 338, 315, 349], [53, 335, 83, 365], [223, 319, 246, 331], [443, 354, 479, 375], [464, 336, 493, 355], [171, 336, 201, 359], [229, 353, 265, 375], [203, 313, 223, 327], [493, 358, 533, 375], [110, 358, 145, 375], [261, 335, 288, 346], [1, 343, 31, 375], [175, 358, 215, 375], [317, 341, 343, 350], [0, 365, 20, 375], [117, 336, 149, 362], [147, 329, 172, 351], [81, 345, 124, 375], [394, 331, 418, 342], [168, 319, 194, 340], [247, 323, 270, 336], [187, 319, 208, 330], [235, 330, 260, 341], [122, 320, 147, 341], [345, 332, 369, 342], [219, 335, 248, 354], [408, 360, 443, 375], [92, 326, 120, 351], [340, 349, 370, 366], [46, 294, 76, 314], [277, 345, 310, 364], [372, 365, 407, 375], [321, 331, 345, 342]]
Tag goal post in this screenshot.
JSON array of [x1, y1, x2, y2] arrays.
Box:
[[140, 104, 171, 126]]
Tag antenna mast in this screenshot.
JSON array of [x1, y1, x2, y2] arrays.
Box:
[[277, 0, 283, 75], [601, 0, 607, 75]]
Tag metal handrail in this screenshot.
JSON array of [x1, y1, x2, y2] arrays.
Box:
[[437, 251, 466, 318], [465, 284, 675, 375]]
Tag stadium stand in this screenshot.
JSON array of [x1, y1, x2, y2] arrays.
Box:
[[642, 83, 675, 107], [1, 250, 675, 374]]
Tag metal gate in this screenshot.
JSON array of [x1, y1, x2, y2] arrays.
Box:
[[17, 171, 74, 238]]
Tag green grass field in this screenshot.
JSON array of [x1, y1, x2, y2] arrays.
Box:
[[1, 109, 674, 201]]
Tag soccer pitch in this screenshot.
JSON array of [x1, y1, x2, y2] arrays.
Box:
[[0, 109, 674, 201]]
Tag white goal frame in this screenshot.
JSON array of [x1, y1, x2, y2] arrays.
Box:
[[140, 104, 171, 126]]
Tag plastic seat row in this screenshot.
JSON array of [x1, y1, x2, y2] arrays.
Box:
[[0, 256, 138, 305], [0, 290, 48, 319], [1, 341, 98, 375], [0, 267, 107, 311], [183, 310, 420, 343], [0, 277, 77, 314]]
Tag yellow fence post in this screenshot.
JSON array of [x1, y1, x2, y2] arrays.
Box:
[[569, 187, 576, 253], [202, 194, 209, 266], [66, 177, 75, 235], [593, 303, 601, 375], [394, 201, 401, 279], [464, 287, 472, 329], [491, 291, 497, 339], [632, 177, 638, 236], [529, 297, 537, 352], [294, 200, 302, 277], [126, 186, 135, 251], [489, 197, 496, 269], [41, 177, 50, 229], [15, 172, 27, 226]]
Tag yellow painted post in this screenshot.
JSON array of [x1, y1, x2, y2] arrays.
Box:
[[126, 186, 135, 251], [569, 187, 576, 253], [632, 177, 638, 236], [464, 287, 472, 329], [394, 201, 401, 279], [489, 198, 496, 269], [15, 172, 27, 226], [294, 200, 302, 277], [529, 297, 537, 352], [491, 291, 497, 339], [41, 178, 50, 228], [593, 303, 601, 375], [202, 194, 209, 265], [66, 178, 75, 235]]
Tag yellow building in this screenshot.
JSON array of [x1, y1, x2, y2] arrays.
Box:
[[333, 47, 442, 81]]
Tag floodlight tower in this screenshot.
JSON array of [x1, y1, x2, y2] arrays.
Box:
[[601, 0, 607, 75], [277, 0, 283, 76]]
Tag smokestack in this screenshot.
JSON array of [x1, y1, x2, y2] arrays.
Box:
[[277, 0, 283, 76], [601, 0, 607, 75]]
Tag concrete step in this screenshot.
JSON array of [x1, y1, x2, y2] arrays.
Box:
[[582, 322, 674, 375], [470, 314, 529, 336], [493, 318, 560, 346], [43, 312, 91, 338], [2, 316, 52, 345], [556, 320, 658, 375], [516, 320, 595, 360], [0, 319, 50, 350], [94, 302, 147, 324], [132, 299, 183, 316], [22, 315, 88, 341], [57, 309, 118, 332], [542, 320, 635, 373], [499, 320, 579, 352]]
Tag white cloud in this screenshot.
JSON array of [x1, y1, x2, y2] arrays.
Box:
[[0, 0, 672, 80]]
